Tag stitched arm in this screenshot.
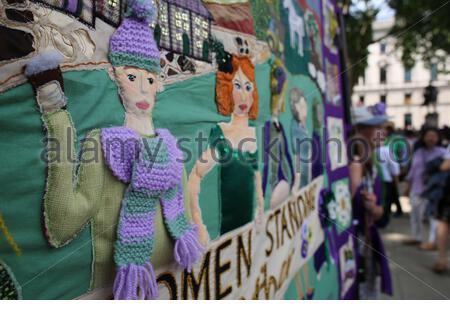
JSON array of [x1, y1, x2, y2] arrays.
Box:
[[187, 148, 217, 225], [42, 110, 104, 248], [254, 171, 264, 215]]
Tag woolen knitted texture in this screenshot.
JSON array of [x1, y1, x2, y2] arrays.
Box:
[[101, 127, 203, 300], [109, 0, 161, 74]]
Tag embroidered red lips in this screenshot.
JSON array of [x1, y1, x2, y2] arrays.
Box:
[[239, 104, 248, 111], [136, 101, 150, 110]]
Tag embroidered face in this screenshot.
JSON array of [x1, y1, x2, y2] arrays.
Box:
[[290, 88, 308, 124], [114, 66, 159, 116], [216, 55, 259, 120], [231, 68, 254, 118]]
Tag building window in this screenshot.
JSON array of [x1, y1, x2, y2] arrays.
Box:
[[359, 95, 365, 105], [380, 42, 386, 54], [404, 68, 412, 83], [431, 63, 438, 81], [359, 73, 365, 85], [404, 93, 412, 105], [404, 113, 412, 128], [380, 67, 387, 84], [380, 94, 386, 103]]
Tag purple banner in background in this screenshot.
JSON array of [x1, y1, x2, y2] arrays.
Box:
[[320, 0, 358, 299]]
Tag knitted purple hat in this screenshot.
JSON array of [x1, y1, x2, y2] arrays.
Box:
[[109, 0, 161, 74]]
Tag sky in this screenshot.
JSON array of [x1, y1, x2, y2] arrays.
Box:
[[352, 0, 395, 20]]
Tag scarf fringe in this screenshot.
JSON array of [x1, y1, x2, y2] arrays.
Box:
[[174, 225, 204, 272], [113, 262, 158, 300]]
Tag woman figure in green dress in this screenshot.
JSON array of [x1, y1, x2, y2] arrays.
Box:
[[188, 55, 264, 242]]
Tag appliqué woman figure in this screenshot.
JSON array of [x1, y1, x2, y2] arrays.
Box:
[[263, 59, 294, 209], [101, 0, 203, 300], [24, 0, 202, 300], [290, 88, 311, 189], [188, 55, 264, 242]]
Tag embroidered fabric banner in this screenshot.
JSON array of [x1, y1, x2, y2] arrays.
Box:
[[155, 176, 324, 300], [0, 0, 356, 300]]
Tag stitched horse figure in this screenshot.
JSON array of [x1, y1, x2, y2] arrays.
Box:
[[283, 0, 305, 57]]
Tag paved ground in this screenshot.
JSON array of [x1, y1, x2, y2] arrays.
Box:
[[380, 199, 450, 300]]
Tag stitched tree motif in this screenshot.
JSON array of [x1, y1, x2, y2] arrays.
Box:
[[0, 213, 22, 256]]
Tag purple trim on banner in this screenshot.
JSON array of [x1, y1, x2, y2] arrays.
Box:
[[66, 0, 78, 14], [320, 0, 364, 300]]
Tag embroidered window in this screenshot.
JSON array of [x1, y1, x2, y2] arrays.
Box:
[[31, 0, 95, 26], [157, 0, 212, 62], [95, 0, 125, 27]]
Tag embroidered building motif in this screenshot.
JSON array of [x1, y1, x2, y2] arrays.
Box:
[[95, 0, 126, 27], [31, 0, 95, 26], [157, 0, 212, 62]]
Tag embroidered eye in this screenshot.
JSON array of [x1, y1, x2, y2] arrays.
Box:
[[234, 82, 241, 90], [148, 77, 154, 85], [127, 74, 136, 82], [245, 83, 252, 92]]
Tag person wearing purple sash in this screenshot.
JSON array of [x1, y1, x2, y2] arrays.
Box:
[[349, 103, 393, 299], [404, 127, 446, 249]]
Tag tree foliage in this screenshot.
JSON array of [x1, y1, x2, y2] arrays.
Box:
[[343, 0, 450, 92], [388, 0, 450, 72], [341, 0, 379, 90]]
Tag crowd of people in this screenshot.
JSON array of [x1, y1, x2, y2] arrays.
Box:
[[393, 126, 450, 274], [349, 103, 450, 299]]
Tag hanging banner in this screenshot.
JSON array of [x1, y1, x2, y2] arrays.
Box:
[[155, 176, 324, 300]]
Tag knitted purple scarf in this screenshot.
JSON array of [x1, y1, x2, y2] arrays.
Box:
[[102, 127, 203, 300]]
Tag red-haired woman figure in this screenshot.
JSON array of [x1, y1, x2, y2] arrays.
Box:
[[189, 55, 264, 243]]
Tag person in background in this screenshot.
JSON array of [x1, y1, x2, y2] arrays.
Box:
[[375, 124, 401, 228], [432, 145, 450, 273], [440, 126, 450, 147], [404, 127, 447, 250], [349, 103, 392, 299], [403, 129, 417, 165], [384, 122, 406, 217], [404, 129, 417, 148]]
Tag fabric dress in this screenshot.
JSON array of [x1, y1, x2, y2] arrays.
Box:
[[209, 124, 259, 235], [291, 119, 311, 188], [262, 120, 294, 198]]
